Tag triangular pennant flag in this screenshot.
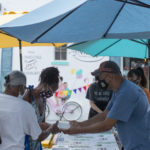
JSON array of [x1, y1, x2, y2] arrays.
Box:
[[78, 88, 82, 92], [83, 86, 87, 91], [55, 92, 58, 97], [73, 89, 77, 94], [59, 91, 63, 96], [68, 90, 72, 95], [88, 84, 90, 87], [64, 91, 68, 96]]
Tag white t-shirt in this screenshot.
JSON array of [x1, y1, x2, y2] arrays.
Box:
[[0, 93, 42, 150]]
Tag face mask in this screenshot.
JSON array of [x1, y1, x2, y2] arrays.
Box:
[[18, 94, 23, 99], [18, 85, 27, 99], [40, 90, 53, 99], [98, 80, 108, 90], [18, 89, 26, 99], [18, 91, 26, 99]]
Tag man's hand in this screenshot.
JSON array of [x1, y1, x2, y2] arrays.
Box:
[[60, 118, 117, 135], [37, 121, 60, 141], [51, 121, 60, 134], [60, 121, 82, 134]]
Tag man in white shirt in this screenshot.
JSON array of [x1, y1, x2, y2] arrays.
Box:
[[0, 71, 56, 150]]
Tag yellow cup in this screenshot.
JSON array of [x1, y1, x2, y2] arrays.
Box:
[[41, 139, 54, 148]]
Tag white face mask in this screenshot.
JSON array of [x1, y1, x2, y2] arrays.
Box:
[[18, 89, 27, 99], [18, 94, 23, 99]]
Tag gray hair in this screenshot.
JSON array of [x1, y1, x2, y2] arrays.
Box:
[[4, 70, 26, 87]]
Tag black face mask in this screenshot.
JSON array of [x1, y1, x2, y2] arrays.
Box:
[[40, 90, 53, 99], [98, 80, 108, 90], [132, 80, 139, 85]]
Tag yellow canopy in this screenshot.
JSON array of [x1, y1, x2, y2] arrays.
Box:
[[0, 11, 65, 48]]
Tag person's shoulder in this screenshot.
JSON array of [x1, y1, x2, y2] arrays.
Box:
[[87, 83, 97, 92], [89, 82, 97, 88], [0, 93, 20, 102], [20, 100, 33, 109], [118, 79, 144, 101], [14, 97, 33, 111], [121, 79, 140, 92], [10, 95, 34, 112], [19, 101, 36, 117]]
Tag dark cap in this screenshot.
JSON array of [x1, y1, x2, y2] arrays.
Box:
[[93, 61, 121, 76], [99, 61, 121, 73], [91, 69, 100, 76]]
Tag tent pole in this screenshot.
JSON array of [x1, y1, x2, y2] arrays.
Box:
[[148, 40, 150, 91], [19, 40, 23, 71]]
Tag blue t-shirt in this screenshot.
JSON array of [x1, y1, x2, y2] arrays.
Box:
[[106, 79, 150, 150]]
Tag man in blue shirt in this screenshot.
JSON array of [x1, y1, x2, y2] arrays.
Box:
[[61, 61, 150, 150]]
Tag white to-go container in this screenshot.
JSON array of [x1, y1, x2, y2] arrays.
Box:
[[57, 121, 70, 129]]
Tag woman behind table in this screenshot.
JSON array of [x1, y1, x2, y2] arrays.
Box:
[[127, 67, 150, 103], [23, 67, 60, 150]]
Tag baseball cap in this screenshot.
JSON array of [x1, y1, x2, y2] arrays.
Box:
[[92, 61, 121, 76], [4, 70, 26, 86], [91, 69, 100, 76]]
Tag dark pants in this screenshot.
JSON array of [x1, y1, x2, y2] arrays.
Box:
[[0, 137, 1, 144]]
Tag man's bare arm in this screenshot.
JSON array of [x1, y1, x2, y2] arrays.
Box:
[[37, 126, 52, 142], [37, 122, 59, 141], [62, 118, 117, 135], [78, 109, 108, 127], [80, 118, 117, 133]]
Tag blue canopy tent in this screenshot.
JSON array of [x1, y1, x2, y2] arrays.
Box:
[[0, 0, 150, 88], [68, 39, 149, 59], [1, 0, 150, 43]]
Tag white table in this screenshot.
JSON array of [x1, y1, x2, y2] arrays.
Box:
[[49, 131, 120, 150]]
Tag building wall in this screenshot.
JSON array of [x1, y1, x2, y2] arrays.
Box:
[[12, 46, 109, 88], [12, 46, 109, 121]]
